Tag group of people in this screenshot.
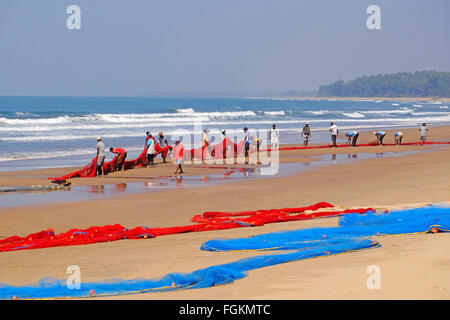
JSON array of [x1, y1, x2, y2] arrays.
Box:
[[95, 137, 130, 177], [95, 131, 183, 176], [94, 122, 430, 176], [331, 122, 429, 147]]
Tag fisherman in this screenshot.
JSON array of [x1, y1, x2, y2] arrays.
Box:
[[221, 129, 229, 158], [146, 132, 155, 165], [201, 129, 210, 161], [394, 131, 404, 145], [96, 137, 105, 177], [243, 127, 251, 158], [329, 122, 338, 147], [173, 140, 184, 174], [419, 123, 428, 145], [301, 123, 311, 146], [158, 132, 169, 163], [269, 124, 279, 149], [373, 131, 387, 145], [345, 130, 359, 147], [109, 147, 127, 171]]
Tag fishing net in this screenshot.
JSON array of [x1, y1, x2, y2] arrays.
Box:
[[49, 143, 172, 181], [1, 202, 370, 252], [1, 205, 449, 299], [261, 141, 450, 152]]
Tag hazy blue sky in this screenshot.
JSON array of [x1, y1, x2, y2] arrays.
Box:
[[0, 0, 449, 96]]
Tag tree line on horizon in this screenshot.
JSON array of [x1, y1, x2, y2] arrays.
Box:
[[317, 71, 450, 98]]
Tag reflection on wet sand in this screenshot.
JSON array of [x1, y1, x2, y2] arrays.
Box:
[[1, 151, 421, 208]]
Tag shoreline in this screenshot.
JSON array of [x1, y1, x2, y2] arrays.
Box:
[[2, 124, 449, 179]]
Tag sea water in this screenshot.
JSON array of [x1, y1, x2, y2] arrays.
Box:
[[0, 96, 448, 170]]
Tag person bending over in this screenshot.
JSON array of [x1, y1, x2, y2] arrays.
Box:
[[110, 147, 127, 171], [394, 132, 403, 145], [345, 131, 359, 147], [373, 131, 386, 145]]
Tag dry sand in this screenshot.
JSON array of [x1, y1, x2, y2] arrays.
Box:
[[1, 126, 450, 299]]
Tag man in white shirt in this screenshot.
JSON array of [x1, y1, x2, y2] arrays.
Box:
[[146, 133, 155, 165], [329, 122, 338, 147], [419, 123, 428, 145], [202, 129, 210, 147], [269, 124, 279, 149], [96, 137, 105, 177], [201, 129, 210, 161]]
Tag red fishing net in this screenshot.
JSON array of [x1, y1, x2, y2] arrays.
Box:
[[49, 143, 173, 181], [0, 202, 374, 252]]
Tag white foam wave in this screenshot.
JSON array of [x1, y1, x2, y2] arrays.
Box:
[[305, 110, 329, 115], [0, 132, 146, 142], [411, 111, 450, 116], [0, 110, 259, 126], [176, 108, 196, 113], [342, 112, 365, 118], [0, 115, 87, 125], [360, 108, 413, 115], [263, 111, 286, 116]]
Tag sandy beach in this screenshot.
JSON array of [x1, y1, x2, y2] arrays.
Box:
[[1, 125, 450, 299]]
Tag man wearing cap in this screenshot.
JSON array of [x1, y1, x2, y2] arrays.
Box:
[[110, 147, 127, 171], [96, 137, 105, 177]]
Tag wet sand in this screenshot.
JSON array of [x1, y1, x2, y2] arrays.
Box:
[[1, 126, 450, 299]]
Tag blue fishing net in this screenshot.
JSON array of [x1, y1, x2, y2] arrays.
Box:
[[0, 206, 449, 299]]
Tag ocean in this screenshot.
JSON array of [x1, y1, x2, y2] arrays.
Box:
[[0, 96, 448, 171]]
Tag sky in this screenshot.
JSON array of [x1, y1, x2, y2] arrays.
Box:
[[0, 0, 449, 96]]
